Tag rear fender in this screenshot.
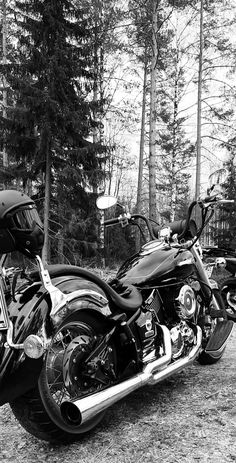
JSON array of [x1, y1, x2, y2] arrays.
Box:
[[0, 275, 111, 405], [9, 275, 110, 344]]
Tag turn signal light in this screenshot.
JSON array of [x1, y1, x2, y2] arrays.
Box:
[[23, 335, 44, 359]]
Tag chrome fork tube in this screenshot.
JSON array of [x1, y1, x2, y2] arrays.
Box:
[[191, 245, 221, 311]]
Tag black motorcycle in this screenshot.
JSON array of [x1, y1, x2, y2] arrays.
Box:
[[0, 189, 235, 443]]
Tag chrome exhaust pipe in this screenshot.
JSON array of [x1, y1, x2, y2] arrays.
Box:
[[60, 325, 171, 426], [60, 326, 202, 426]]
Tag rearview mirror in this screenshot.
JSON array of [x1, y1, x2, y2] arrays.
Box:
[[96, 195, 117, 210]]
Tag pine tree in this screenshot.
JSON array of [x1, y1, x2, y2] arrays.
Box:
[[0, 0, 105, 262]]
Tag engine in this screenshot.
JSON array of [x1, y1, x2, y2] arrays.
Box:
[[157, 279, 200, 322], [175, 284, 198, 320], [139, 279, 203, 362], [156, 280, 201, 360]]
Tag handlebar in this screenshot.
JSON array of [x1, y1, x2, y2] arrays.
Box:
[[102, 196, 234, 242], [103, 213, 155, 239], [103, 217, 120, 226]]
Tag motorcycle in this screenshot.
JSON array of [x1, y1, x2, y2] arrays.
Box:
[[203, 247, 236, 321], [0, 189, 235, 443]]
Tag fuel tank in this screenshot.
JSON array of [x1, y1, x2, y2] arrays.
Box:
[[116, 240, 195, 286]]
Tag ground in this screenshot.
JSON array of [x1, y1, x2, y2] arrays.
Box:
[[1, 327, 236, 463]]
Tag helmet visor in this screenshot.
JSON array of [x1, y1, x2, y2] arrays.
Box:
[[9, 206, 43, 231]]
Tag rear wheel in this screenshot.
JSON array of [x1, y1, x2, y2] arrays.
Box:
[[10, 309, 117, 443]]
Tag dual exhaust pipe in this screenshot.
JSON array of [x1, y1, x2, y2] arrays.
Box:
[[60, 325, 202, 426]]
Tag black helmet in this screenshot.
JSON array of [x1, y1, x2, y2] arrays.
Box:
[[0, 190, 44, 256]]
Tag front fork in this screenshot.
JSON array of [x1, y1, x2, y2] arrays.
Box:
[[191, 245, 223, 313]]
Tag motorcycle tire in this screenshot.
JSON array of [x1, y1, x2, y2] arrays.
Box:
[[10, 309, 117, 443], [198, 289, 227, 365]]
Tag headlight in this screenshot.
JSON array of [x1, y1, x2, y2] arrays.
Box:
[[23, 335, 44, 359]]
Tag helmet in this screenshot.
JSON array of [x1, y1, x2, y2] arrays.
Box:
[[0, 190, 44, 256]]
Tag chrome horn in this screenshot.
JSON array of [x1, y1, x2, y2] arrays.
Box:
[[60, 326, 202, 426]]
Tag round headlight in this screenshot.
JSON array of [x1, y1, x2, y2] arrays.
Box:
[[23, 335, 44, 359]]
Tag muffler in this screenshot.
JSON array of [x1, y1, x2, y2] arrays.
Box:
[[60, 326, 202, 426]]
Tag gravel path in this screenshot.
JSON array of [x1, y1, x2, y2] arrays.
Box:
[[1, 327, 236, 463]]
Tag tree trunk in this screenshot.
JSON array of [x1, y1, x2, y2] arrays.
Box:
[[57, 203, 64, 264], [170, 52, 179, 221], [136, 49, 148, 250], [2, 0, 8, 169], [42, 132, 51, 264], [57, 233, 64, 264], [195, 0, 203, 200], [149, 0, 159, 223], [93, 2, 106, 267]]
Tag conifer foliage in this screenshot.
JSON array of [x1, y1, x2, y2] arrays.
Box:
[[1, 0, 104, 262]]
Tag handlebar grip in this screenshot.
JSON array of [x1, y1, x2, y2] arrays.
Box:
[[169, 219, 187, 236], [103, 217, 120, 226], [152, 219, 187, 239]]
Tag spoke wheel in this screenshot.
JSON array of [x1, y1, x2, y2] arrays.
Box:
[[10, 310, 117, 442]]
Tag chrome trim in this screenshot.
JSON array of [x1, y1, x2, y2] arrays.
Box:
[[177, 257, 194, 267], [5, 321, 24, 350], [35, 255, 109, 325], [5, 320, 50, 353], [0, 276, 10, 331], [50, 289, 109, 325], [35, 255, 67, 310]]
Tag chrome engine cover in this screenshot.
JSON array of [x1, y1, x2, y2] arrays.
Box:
[[175, 284, 197, 319], [170, 321, 195, 359]]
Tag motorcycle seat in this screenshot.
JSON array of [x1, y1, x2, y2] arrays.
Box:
[[30, 264, 143, 313]]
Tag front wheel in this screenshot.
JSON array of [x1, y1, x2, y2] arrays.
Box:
[[10, 309, 117, 443], [198, 289, 228, 365]]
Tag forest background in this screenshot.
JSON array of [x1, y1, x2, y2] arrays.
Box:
[[1, 0, 236, 267]]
